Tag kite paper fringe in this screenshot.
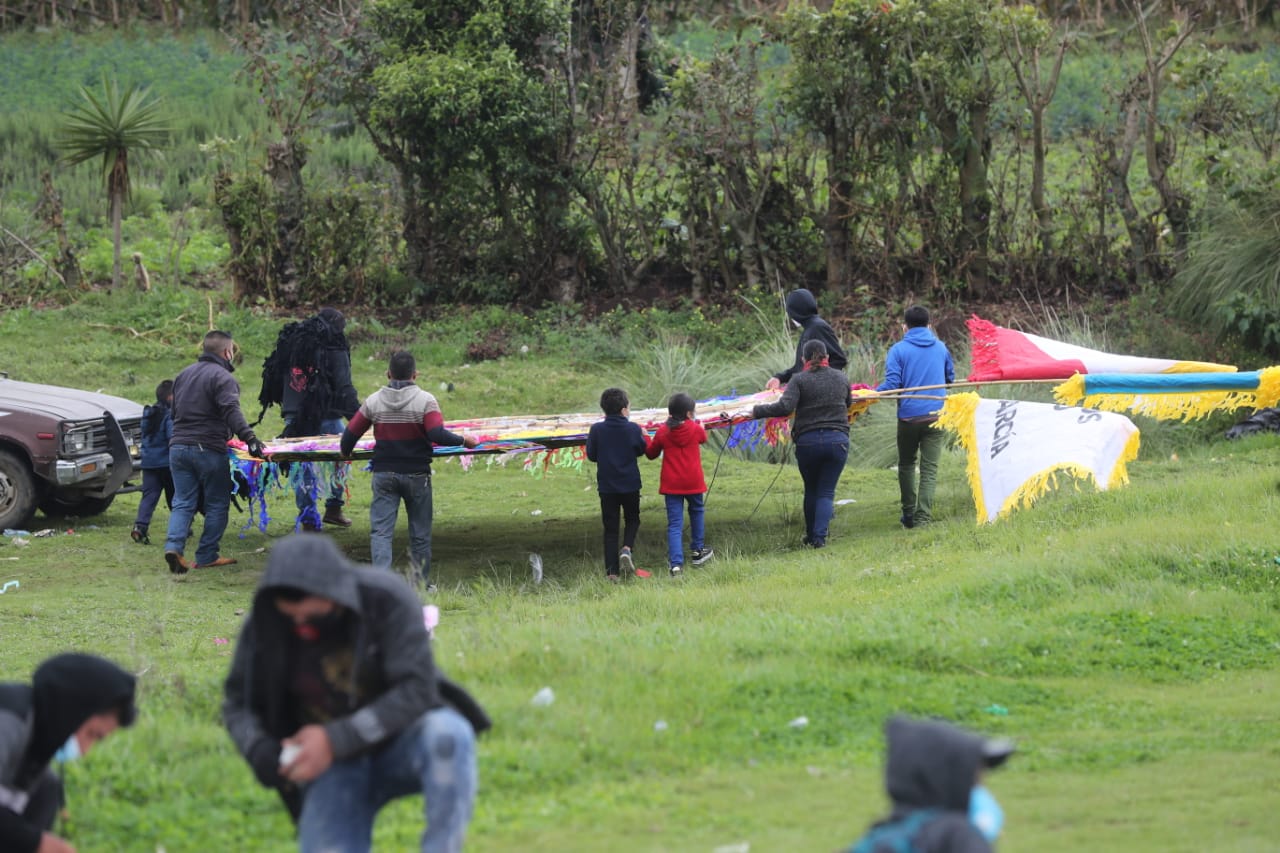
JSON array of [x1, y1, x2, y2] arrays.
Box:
[[936, 393, 987, 524], [966, 315, 1002, 381], [1054, 366, 1280, 421], [995, 426, 1140, 519]]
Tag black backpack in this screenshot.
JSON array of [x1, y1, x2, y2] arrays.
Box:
[[848, 809, 940, 853]]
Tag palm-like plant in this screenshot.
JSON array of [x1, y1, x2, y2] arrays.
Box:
[[58, 75, 170, 289]]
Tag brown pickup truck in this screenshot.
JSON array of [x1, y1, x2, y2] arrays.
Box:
[[0, 375, 144, 530]]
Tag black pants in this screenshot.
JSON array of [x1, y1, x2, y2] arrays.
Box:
[[25, 770, 64, 831], [599, 491, 640, 575]]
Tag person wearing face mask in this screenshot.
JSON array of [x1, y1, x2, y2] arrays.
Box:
[[0, 653, 138, 853], [163, 329, 266, 575], [222, 534, 490, 853], [765, 288, 849, 391], [847, 715, 1014, 853]]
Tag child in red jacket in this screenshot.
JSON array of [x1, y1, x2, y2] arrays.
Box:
[[645, 392, 714, 576]]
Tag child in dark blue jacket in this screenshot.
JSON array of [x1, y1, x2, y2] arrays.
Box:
[[131, 380, 175, 544], [876, 306, 955, 528], [585, 388, 648, 581]]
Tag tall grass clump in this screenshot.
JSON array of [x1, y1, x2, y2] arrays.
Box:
[[1168, 190, 1280, 357]]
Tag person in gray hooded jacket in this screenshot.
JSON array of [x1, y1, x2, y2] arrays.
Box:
[[848, 715, 1014, 853], [222, 534, 490, 853]]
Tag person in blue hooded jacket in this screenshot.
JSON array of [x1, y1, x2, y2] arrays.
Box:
[[766, 288, 848, 390], [876, 306, 955, 528]]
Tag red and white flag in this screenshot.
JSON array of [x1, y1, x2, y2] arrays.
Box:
[[966, 316, 1235, 382]]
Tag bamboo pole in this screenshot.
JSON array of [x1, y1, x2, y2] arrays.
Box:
[[872, 377, 1066, 398]]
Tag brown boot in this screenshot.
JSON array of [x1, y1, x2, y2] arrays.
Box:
[[195, 556, 237, 568], [322, 509, 353, 528], [165, 551, 191, 574]]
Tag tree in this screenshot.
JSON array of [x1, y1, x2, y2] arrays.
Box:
[[58, 74, 169, 289], [348, 0, 574, 300]]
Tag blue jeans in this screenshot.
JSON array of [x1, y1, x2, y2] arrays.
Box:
[[133, 467, 174, 530], [297, 707, 477, 853], [287, 418, 347, 518], [664, 493, 705, 568], [793, 429, 849, 544], [165, 444, 232, 565], [370, 470, 433, 579]]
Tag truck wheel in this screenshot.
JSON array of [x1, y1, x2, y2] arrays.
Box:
[[0, 450, 38, 531], [38, 493, 117, 520]]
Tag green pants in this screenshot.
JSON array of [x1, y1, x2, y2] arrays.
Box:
[[896, 419, 945, 524]]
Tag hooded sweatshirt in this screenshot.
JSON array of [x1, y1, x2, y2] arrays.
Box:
[[876, 327, 956, 421], [645, 419, 708, 495], [222, 535, 489, 821], [1, 654, 137, 853], [775, 288, 849, 385], [858, 716, 993, 853], [340, 380, 468, 474]]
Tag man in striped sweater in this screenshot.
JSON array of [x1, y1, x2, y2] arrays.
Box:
[[340, 351, 477, 587]]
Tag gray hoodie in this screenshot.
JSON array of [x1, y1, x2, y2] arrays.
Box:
[[222, 535, 487, 818], [860, 716, 995, 853]]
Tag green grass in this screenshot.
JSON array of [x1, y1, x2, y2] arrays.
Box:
[[2, 291, 1279, 851]]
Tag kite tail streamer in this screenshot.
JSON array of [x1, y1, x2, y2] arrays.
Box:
[[935, 392, 986, 524], [1054, 369, 1280, 421]]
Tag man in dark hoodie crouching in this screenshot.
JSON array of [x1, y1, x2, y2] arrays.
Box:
[[222, 534, 489, 853], [766, 287, 849, 390], [0, 653, 138, 853]]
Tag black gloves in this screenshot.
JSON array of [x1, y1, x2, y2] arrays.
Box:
[[248, 738, 284, 787], [246, 437, 267, 459]]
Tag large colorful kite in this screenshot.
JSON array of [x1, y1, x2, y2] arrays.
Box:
[[227, 317, 1276, 529]]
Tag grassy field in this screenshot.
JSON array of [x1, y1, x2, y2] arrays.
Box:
[[1, 290, 1279, 851]]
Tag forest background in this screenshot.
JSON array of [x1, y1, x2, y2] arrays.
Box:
[[2, 0, 1280, 365], [2, 2, 1280, 851]]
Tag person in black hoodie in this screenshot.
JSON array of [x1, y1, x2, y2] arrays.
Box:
[[848, 716, 1014, 853], [0, 653, 138, 853], [222, 534, 490, 853], [766, 288, 849, 390], [268, 308, 362, 531]]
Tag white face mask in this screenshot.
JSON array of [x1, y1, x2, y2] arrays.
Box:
[[54, 733, 81, 763]]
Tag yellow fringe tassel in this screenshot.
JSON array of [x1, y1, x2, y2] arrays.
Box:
[[937, 393, 986, 524], [1054, 366, 1280, 422]]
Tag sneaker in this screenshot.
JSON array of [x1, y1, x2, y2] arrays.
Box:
[[690, 547, 714, 566], [300, 521, 321, 533], [130, 526, 149, 545], [195, 556, 237, 568], [619, 548, 635, 574], [322, 510, 354, 528], [900, 513, 915, 529], [606, 573, 622, 584], [165, 551, 191, 575], [426, 583, 438, 594], [669, 565, 683, 577]]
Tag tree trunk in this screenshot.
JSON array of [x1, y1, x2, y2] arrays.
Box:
[[824, 129, 851, 293], [213, 172, 252, 303], [110, 187, 122, 289], [265, 137, 307, 306], [955, 96, 992, 298]]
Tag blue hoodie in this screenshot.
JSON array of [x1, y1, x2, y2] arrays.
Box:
[[876, 327, 955, 420]]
